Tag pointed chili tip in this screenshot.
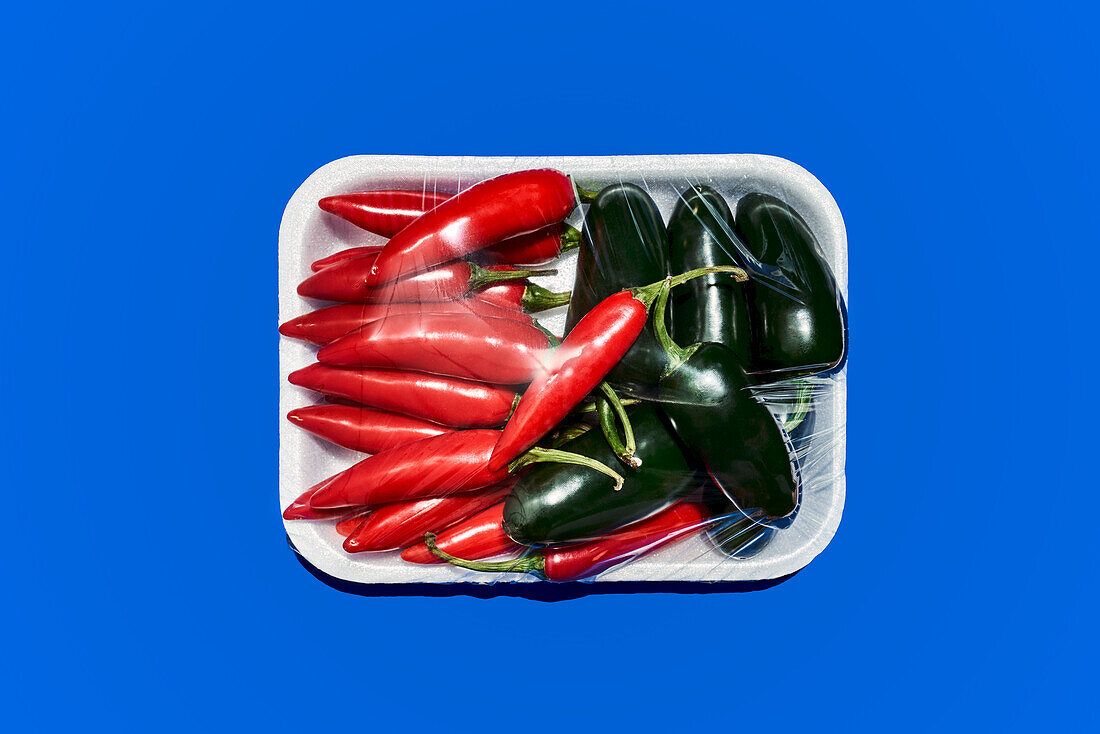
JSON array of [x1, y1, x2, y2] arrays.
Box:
[[282, 501, 319, 520], [285, 408, 307, 426], [305, 475, 344, 510], [342, 534, 363, 553], [278, 318, 304, 339], [317, 195, 342, 215], [287, 366, 312, 387]]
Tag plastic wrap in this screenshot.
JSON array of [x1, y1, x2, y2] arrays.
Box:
[[279, 155, 847, 587]]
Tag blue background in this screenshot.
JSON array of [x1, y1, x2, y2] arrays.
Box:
[[2, 1, 1096, 731]]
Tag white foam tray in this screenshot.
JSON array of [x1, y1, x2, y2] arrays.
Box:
[[279, 154, 847, 585]]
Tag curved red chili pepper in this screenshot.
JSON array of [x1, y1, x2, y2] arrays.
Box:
[[488, 268, 746, 471], [488, 290, 648, 471], [316, 312, 552, 385], [319, 190, 452, 238], [344, 482, 512, 553], [288, 363, 519, 427], [311, 245, 383, 272], [335, 511, 371, 537], [424, 502, 707, 580], [297, 257, 548, 304], [314, 224, 579, 271], [279, 301, 534, 346], [400, 502, 525, 564], [287, 404, 453, 454], [307, 430, 511, 509], [543, 502, 707, 580], [366, 169, 577, 286]]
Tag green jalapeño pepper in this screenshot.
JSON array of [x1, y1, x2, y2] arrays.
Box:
[[503, 404, 697, 545], [668, 185, 754, 367], [734, 192, 848, 378], [658, 341, 800, 524], [566, 183, 671, 399], [648, 274, 800, 525]]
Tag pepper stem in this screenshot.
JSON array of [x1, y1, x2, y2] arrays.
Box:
[[509, 446, 625, 491], [521, 284, 572, 312], [424, 533, 546, 577], [651, 279, 699, 373], [559, 224, 583, 253], [630, 266, 749, 311], [573, 181, 599, 204], [598, 383, 640, 467], [549, 423, 594, 448], [574, 397, 640, 414], [468, 262, 557, 290]]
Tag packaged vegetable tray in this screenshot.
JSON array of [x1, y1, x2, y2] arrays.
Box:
[[278, 155, 847, 587]]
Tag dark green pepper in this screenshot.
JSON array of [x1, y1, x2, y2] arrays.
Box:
[[503, 404, 697, 545], [565, 183, 671, 399], [734, 193, 847, 377], [668, 185, 754, 367], [658, 341, 800, 525]]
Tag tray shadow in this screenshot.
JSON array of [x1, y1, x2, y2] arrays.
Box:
[[288, 535, 797, 602]]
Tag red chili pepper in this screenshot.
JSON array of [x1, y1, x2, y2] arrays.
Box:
[[307, 430, 512, 509], [314, 224, 580, 271], [425, 501, 708, 581], [365, 170, 577, 286], [287, 404, 453, 454], [319, 190, 452, 238], [335, 511, 371, 537], [316, 312, 553, 385], [287, 363, 519, 428], [297, 256, 553, 305], [282, 487, 360, 520], [400, 502, 524, 564], [279, 301, 534, 346], [488, 268, 746, 471], [311, 245, 384, 272], [344, 482, 512, 553]]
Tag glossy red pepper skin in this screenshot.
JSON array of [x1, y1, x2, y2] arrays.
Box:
[[287, 404, 452, 454], [288, 363, 519, 427], [335, 511, 371, 537], [311, 245, 383, 272], [308, 430, 511, 509], [319, 190, 452, 238], [297, 252, 377, 301], [489, 290, 647, 471], [542, 502, 706, 580], [282, 487, 359, 520], [279, 301, 533, 346], [344, 482, 512, 552], [317, 313, 551, 385], [400, 502, 524, 564], [297, 258, 533, 304], [366, 169, 576, 286], [315, 224, 573, 270]]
